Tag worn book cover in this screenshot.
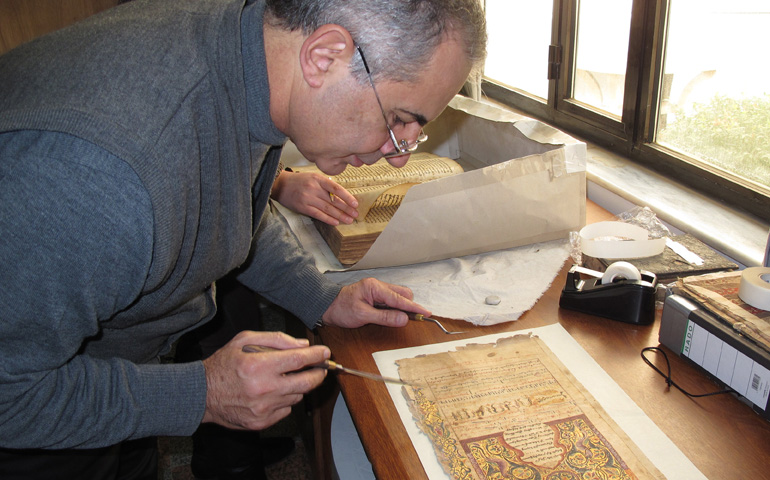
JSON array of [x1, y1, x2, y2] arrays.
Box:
[[292, 153, 464, 265], [677, 270, 770, 354]]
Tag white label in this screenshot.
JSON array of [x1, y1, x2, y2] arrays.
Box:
[[683, 320, 770, 410], [746, 363, 770, 407]]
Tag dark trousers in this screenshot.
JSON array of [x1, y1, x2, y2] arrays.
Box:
[[176, 274, 265, 361], [0, 437, 158, 480], [175, 274, 270, 480]]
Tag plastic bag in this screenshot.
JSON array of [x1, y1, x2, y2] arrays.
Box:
[[615, 206, 670, 239]]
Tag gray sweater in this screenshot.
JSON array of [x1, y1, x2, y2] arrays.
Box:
[[0, 0, 340, 449]]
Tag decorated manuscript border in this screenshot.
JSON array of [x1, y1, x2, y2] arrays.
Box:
[[395, 334, 664, 480]]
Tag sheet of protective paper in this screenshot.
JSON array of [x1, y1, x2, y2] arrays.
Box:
[[278, 95, 586, 272], [373, 324, 707, 480], [352, 148, 584, 270]]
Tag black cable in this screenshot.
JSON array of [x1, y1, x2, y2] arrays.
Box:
[[641, 347, 737, 398]]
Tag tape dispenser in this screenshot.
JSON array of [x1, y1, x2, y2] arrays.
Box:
[[559, 261, 657, 325]]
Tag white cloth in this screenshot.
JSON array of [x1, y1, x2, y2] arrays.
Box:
[[326, 239, 571, 325]]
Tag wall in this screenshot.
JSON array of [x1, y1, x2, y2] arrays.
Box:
[[0, 0, 119, 55]]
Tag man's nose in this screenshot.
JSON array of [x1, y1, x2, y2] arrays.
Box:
[[384, 151, 411, 167], [377, 136, 411, 166]]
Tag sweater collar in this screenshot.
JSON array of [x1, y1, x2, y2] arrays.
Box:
[[241, 0, 286, 146]]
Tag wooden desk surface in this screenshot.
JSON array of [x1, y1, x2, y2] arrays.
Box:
[[316, 201, 770, 480]]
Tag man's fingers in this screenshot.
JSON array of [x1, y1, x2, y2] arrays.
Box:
[[233, 330, 309, 351], [328, 187, 358, 211], [239, 343, 330, 376], [242, 405, 294, 431], [376, 281, 416, 303], [202, 332, 332, 431], [317, 203, 355, 225], [281, 368, 328, 396], [371, 307, 410, 327], [324, 194, 357, 217], [357, 279, 429, 318]]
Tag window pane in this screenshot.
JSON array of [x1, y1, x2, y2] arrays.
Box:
[[656, 1, 770, 190], [484, 0, 552, 100], [573, 0, 633, 118]]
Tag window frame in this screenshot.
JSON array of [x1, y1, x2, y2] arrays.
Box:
[[479, 0, 770, 222]]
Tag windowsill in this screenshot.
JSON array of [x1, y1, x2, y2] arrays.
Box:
[[474, 94, 769, 268], [585, 143, 768, 268]]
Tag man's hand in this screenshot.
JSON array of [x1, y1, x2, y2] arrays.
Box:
[[271, 170, 359, 226], [321, 277, 432, 328], [201, 331, 330, 430]]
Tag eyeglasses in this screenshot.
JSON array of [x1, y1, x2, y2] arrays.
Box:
[[356, 45, 428, 159]]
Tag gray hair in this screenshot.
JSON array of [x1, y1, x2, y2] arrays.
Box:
[[264, 0, 486, 84]]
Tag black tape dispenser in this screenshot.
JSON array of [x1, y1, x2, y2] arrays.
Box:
[[559, 261, 658, 325]]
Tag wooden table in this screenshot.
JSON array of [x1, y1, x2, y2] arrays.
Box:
[[309, 201, 770, 480]]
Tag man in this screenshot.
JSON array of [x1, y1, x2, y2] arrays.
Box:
[[183, 167, 360, 480], [0, 0, 486, 478]]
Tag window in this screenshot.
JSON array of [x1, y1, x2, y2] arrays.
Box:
[[656, 1, 770, 191], [484, 0, 552, 101], [481, 0, 770, 222], [572, 0, 633, 118]]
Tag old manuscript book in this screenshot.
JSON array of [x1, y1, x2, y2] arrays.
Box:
[[291, 153, 464, 265], [396, 335, 663, 480], [677, 271, 770, 354]]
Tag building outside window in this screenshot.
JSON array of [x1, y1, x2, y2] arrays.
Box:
[[482, 0, 770, 221]]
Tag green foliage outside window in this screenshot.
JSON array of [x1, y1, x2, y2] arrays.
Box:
[[658, 94, 770, 189]]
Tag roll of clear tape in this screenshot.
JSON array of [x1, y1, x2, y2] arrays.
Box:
[[601, 261, 642, 284], [738, 267, 770, 311], [580, 221, 666, 259]]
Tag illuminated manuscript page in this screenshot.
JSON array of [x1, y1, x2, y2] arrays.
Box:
[[373, 324, 706, 480]]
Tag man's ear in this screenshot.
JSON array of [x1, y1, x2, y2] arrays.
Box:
[[299, 24, 355, 88]]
